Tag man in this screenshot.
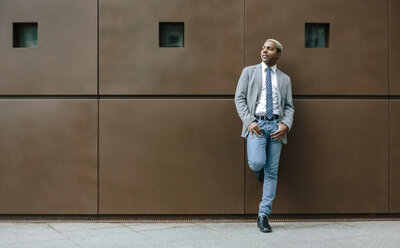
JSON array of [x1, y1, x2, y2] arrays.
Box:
[[234, 39, 294, 233]]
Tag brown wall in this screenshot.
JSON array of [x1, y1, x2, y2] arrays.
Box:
[[390, 101, 400, 212], [389, 0, 400, 213], [99, 0, 244, 95], [390, 0, 400, 95], [246, 0, 388, 95], [0, 100, 97, 214], [246, 100, 389, 214], [244, 0, 392, 214], [99, 99, 243, 214], [0, 0, 398, 214], [0, 0, 97, 95]]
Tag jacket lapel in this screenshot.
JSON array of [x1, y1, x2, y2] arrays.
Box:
[[255, 64, 262, 101], [276, 69, 284, 93], [276, 69, 287, 109]]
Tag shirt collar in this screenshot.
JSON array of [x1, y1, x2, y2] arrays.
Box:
[[261, 62, 277, 72]]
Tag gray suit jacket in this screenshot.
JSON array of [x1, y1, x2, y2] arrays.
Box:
[[234, 64, 294, 144]]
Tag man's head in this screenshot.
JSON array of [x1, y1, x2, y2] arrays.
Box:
[[260, 39, 282, 66]]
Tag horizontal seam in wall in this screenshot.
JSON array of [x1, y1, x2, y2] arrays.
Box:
[[0, 95, 399, 100]]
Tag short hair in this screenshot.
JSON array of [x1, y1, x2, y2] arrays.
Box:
[[266, 39, 283, 53]]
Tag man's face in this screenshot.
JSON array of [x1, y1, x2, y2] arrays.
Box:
[[260, 41, 280, 65]]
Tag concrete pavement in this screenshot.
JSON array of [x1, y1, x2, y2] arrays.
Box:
[[0, 221, 399, 247]]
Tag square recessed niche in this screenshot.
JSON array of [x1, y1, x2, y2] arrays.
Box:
[[159, 22, 184, 47], [13, 22, 38, 48], [305, 23, 329, 48]]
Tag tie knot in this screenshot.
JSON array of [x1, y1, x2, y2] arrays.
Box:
[[266, 67, 272, 72]]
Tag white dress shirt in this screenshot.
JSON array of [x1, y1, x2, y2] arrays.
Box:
[[255, 62, 280, 116]]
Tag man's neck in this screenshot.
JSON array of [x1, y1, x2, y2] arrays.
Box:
[[262, 62, 276, 67]]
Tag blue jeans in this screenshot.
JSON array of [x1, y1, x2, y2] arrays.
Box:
[[246, 119, 282, 218]]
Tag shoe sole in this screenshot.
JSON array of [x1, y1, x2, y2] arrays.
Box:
[[257, 222, 272, 233]]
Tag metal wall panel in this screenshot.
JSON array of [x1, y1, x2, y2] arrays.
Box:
[[390, 100, 400, 212], [99, 99, 244, 214], [390, 0, 400, 95], [245, 100, 389, 213], [0, 0, 97, 95], [99, 0, 244, 95], [246, 0, 388, 95], [0, 100, 98, 214]]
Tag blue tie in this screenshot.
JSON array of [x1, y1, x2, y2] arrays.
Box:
[[265, 67, 273, 119]]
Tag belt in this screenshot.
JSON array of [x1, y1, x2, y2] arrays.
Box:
[[255, 114, 279, 121]]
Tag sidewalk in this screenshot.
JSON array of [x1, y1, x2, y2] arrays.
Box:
[[0, 221, 399, 248]]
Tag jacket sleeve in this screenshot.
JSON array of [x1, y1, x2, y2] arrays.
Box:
[[234, 67, 257, 129], [281, 77, 295, 131]]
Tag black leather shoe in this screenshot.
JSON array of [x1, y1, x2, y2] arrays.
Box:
[[255, 170, 264, 181], [257, 215, 272, 233]]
